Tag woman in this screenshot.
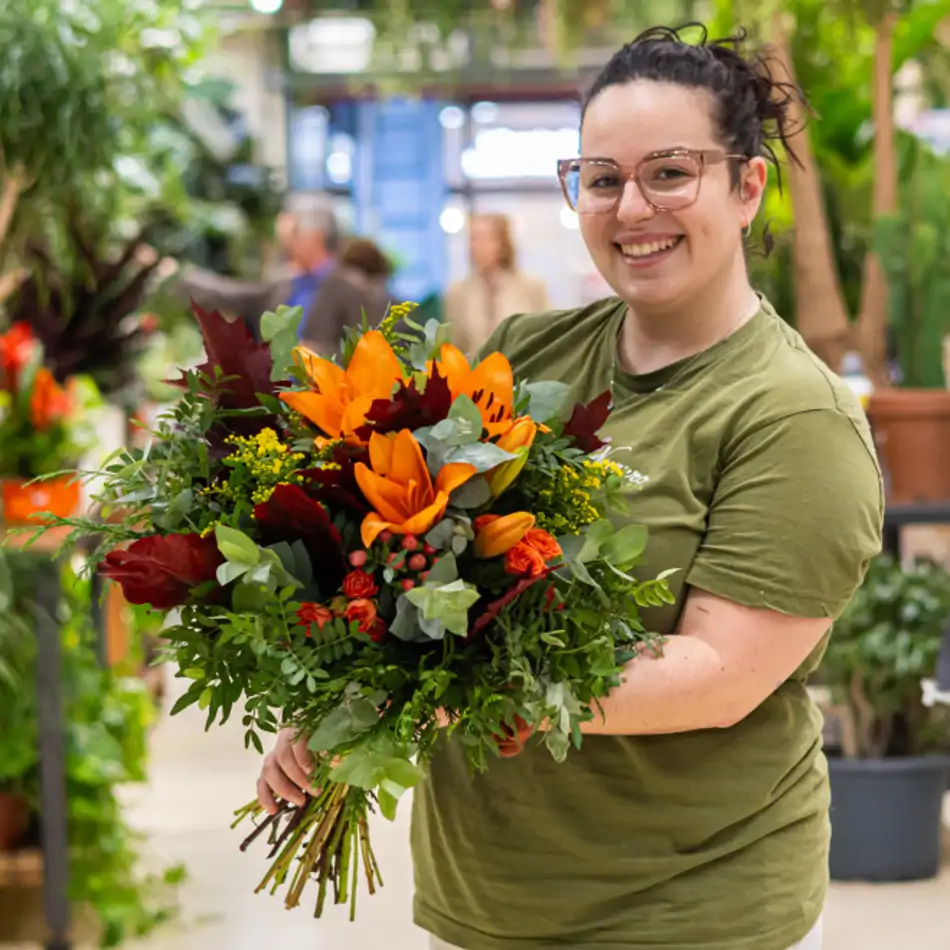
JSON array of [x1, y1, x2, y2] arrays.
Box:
[[258, 26, 883, 950], [445, 213, 550, 356], [300, 237, 393, 356]]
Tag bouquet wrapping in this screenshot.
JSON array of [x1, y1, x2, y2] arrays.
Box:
[[45, 301, 674, 919]]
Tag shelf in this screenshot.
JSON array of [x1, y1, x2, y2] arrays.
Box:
[[0, 848, 43, 889]]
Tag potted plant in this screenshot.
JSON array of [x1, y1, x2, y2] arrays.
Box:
[[0, 323, 94, 523], [821, 553, 950, 881], [865, 137, 950, 501]]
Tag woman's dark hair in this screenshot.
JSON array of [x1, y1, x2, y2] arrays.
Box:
[[582, 23, 806, 253], [340, 237, 394, 278]]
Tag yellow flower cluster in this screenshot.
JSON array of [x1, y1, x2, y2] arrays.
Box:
[[218, 428, 307, 505], [534, 462, 604, 534], [378, 300, 419, 338]]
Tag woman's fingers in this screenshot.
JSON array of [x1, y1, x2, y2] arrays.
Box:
[[256, 774, 280, 814], [260, 750, 308, 808]]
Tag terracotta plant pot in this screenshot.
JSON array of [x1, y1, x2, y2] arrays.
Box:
[[866, 389, 950, 502], [0, 792, 29, 852], [1, 475, 80, 525]]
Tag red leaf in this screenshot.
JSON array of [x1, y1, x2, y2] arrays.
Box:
[[254, 484, 347, 592], [354, 364, 453, 440], [469, 571, 552, 637], [99, 533, 223, 610], [563, 390, 613, 453]]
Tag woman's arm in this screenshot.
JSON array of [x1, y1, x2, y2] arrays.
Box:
[[580, 588, 831, 736]]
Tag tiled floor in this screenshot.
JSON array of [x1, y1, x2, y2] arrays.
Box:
[[107, 671, 950, 950]]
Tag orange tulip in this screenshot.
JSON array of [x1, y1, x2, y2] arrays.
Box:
[[355, 430, 476, 547], [29, 369, 71, 430], [473, 511, 536, 559], [435, 343, 514, 439], [488, 415, 537, 497], [281, 330, 404, 441]]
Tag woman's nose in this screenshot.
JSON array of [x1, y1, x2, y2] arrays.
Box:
[[615, 179, 655, 224]]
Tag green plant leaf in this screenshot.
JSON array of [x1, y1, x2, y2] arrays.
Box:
[[260, 306, 304, 381], [215, 524, 261, 566], [444, 442, 518, 472], [601, 524, 648, 566], [523, 380, 571, 422]]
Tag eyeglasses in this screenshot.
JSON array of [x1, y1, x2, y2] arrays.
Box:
[[557, 149, 747, 215]]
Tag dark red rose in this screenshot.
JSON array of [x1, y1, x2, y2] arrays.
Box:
[[368, 618, 388, 643], [344, 598, 378, 634], [342, 569, 379, 599], [100, 533, 223, 609]]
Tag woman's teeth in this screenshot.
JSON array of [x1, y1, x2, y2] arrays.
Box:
[[619, 237, 681, 258]]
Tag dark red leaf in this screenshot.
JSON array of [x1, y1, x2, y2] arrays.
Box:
[[99, 533, 223, 609], [254, 484, 347, 593], [469, 571, 552, 638], [298, 443, 370, 516], [354, 363, 453, 440], [563, 390, 613, 453]]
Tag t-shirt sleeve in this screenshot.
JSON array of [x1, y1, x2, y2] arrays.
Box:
[[686, 408, 884, 619]]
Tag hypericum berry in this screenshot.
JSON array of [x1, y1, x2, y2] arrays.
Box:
[[387, 552, 401, 565], [408, 553, 427, 572], [349, 550, 368, 568], [401, 534, 419, 551], [401, 579, 416, 591], [379, 530, 393, 544], [419, 570, 430, 582], [423, 543, 437, 556]]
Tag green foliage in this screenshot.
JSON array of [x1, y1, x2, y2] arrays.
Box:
[[0, 551, 182, 946], [823, 553, 950, 758], [875, 136, 950, 387]]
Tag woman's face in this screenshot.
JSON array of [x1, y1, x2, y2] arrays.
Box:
[[578, 80, 767, 313], [469, 217, 505, 272]]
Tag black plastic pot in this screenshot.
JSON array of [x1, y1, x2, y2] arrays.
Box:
[[829, 756, 950, 882]]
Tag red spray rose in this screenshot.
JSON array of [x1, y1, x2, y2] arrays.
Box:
[[342, 569, 379, 599], [504, 541, 548, 578], [344, 598, 378, 634], [297, 602, 333, 631], [100, 533, 223, 609]]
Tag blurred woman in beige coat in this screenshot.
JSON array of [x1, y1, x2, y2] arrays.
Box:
[[445, 214, 550, 357]]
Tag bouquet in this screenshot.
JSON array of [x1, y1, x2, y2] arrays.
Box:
[[43, 300, 674, 919]]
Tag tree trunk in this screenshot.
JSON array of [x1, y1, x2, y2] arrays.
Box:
[[770, 11, 853, 373], [856, 12, 899, 389]]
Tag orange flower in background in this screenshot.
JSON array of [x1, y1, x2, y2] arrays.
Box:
[[29, 369, 71, 430], [0, 322, 35, 390], [355, 430, 476, 547], [281, 331, 404, 442], [473, 511, 536, 558], [435, 343, 514, 438]]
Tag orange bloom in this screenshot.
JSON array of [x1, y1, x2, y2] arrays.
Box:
[[505, 542, 548, 578], [473, 511, 535, 559], [1, 323, 35, 390], [281, 331, 404, 441], [523, 528, 562, 563], [436, 343, 514, 439], [488, 415, 537, 496], [355, 430, 476, 547], [29, 369, 71, 430]]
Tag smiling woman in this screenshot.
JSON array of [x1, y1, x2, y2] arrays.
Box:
[[259, 24, 884, 950]]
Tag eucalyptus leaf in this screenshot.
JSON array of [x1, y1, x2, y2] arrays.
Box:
[[449, 477, 492, 510], [215, 525, 261, 566], [444, 442, 518, 472], [524, 380, 571, 423]]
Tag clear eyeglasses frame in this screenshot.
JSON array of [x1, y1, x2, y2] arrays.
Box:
[[557, 149, 748, 215]]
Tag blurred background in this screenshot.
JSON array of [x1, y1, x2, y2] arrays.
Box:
[[3, 0, 950, 948]]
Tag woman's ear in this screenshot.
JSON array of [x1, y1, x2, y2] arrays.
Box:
[[740, 157, 769, 215]]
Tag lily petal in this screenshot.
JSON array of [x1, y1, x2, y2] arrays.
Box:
[[436, 343, 472, 392], [346, 330, 404, 396], [361, 511, 394, 548], [436, 461, 478, 496], [389, 429, 431, 489], [368, 431, 396, 476], [474, 511, 535, 559], [281, 391, 344, 436], [296, 349, 345, 396], [400, 492, 451, 538], [354, 463, 411, 524]]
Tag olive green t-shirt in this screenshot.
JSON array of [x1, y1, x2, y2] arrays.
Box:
[[411, 296, 884, 950]]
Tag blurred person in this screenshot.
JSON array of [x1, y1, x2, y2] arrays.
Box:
[[445, 213, 550, 356], [258, 24, 883, 950], [176, 194, 339, 339], [300, 237, 393, 356]]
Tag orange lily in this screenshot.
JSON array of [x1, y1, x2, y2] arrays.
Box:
[[281, 330, 404, 441], [488, 415, 537, 497], [473, 512, 536, 559], [355, 430, 476, 547], [29, 369, 71, 430], [435, 343, 514, 439]]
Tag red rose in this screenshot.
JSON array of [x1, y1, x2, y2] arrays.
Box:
[[368, 618, 388, 643], [342, 569, 379, 599], [504, 541, 548, 578], [344, 598, 378, 633], [100, 533, 223, 609], [524, 528, 562, 563], [297, 602, 333, 631]]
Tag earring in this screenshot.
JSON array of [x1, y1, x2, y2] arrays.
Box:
[[742, 222, 752, 238]]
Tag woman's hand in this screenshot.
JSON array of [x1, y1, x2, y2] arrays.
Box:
[[257, 728, 316, 814]]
